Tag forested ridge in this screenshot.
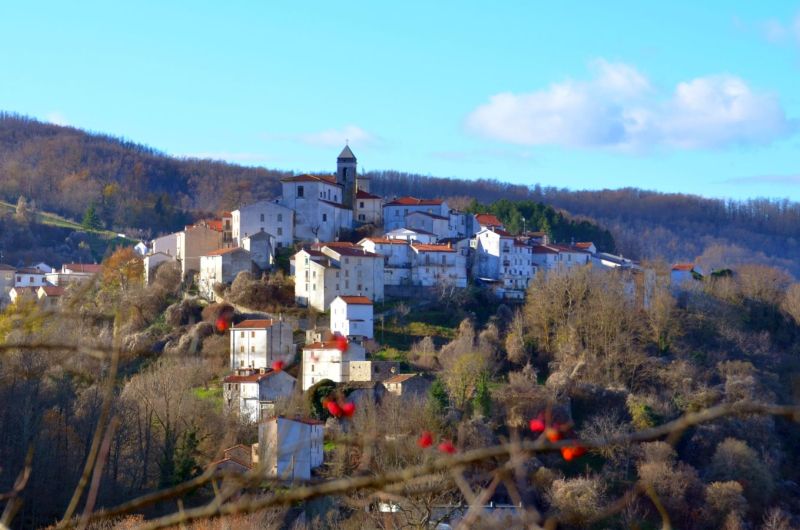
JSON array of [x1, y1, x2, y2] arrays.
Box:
[[1, 113, 797, 275]]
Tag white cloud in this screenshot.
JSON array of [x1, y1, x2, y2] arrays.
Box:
[[466, 61, 795, 150], [46, 112, 68, 126], [297, 125, 377, 148]]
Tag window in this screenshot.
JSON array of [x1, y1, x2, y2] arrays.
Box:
[[345, 280, 349, 289], [251, 331, 255, 337], [260, 213, 265, 222], [240, 331, 245, 338], [240, 360, 244, 367], [395, 210, 399, 216], [322, 213, 327, 222], [240, 346, 244, 353], [251, 346, 255, 352], [311, 365, 314, 372], [297, 185, 304, 197], [16, 276, 20, 283], [277, 213, 283, 222], [359, 201, 365, 208], [358, 214, 365, 221]]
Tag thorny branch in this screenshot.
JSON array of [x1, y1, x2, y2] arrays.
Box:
[[54, 401, 798, 530]]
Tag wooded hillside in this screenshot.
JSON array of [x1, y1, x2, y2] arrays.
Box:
[[1, 113, 797, 276]]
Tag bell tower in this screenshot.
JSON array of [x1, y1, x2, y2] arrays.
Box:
[[337, 144, 357, 208]]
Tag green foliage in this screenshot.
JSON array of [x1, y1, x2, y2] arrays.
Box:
[[174, 429, 200, 485], [464, 198, 616, 252], [626, 395, 659, 430], [81, 203, 102, 230], [473, 373, 492, 418], [427, 378, 449, 417], [307, 379, 337, 419]]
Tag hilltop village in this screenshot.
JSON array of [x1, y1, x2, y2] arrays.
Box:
[[0, 147, 705, 479], [1, 145, 797, 529]]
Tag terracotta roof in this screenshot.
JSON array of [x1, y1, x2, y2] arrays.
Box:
[[39, 286, 65, 296], [323, 244, 381, 258], [356, 189, 381, 199], [281, 174, 340, 186], [384, 373, 419, 384], [63, 263, 103, 273], [384, 196, 444, 207], [204, 247, 247, 256], [480, 228, 513, 237], [0, 264, 16, 271], [11, 287, 38, 294], [223, 370, 278, 383], [337, 295, 373, 305], [531, 245, 558, 254], [16, 267, 44, 274], [672, 263, 695, 271], [233, 319, 275, 329], [220, 211, 232, 217], [476, 213, 504, 227], [574, 242, 594, 250], [205, 219, 224, 232], [406, 211, 449, 221], [411, 243, 455, 253], [360, 237, 409, 245]]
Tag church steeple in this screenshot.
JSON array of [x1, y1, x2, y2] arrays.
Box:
[[337, 144, 357, 208]]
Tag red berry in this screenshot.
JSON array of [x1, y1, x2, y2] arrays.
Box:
[[529, 418, 546, 433], [545, 428, 562, 442], [438, 440, 456, 454], [341, 402, 356, 418], [271, 360, 285, 372], [325, 400, 342, 417], [215, 317, 229, 332], [417, 431, 434, 448], [561, 445, 586, 461]]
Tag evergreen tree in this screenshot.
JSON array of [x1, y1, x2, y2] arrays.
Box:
[[174, 429, 200, 484], [81, 203, 102, 230], [428, 378, 449, 416], [473, 373, 491, 418]]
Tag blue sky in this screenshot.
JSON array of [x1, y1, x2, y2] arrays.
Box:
[[2, 1, 800, 200]]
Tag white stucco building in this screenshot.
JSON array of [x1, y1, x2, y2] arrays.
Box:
[[330, 295, 374, 340], [143, 252, 175, 284], [198, 247, 253, 299], [383, 197, 449, 231], [242, 230, 275, 270], [230, 319, 295, 370], [354, 189, 383, 225], [223, 368, 297, 422], [152, 232, 179, 257], [384, 227, 438, 244], [301, 339, 366, 390], [293, 243, 384, 311], [358, 237, 413, 286], [232, 200, 294, 249], [473, 228, 536, 298], [176, 222, 224, 280], [410, 243, 468, 288], [258, 416, 324, 481], [404, 211, 451, 239], [279, 174, 351, 242]]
